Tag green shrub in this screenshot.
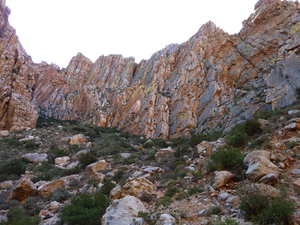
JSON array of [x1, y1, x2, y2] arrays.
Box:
[[78, 152, 97, 168], [206, 205, 221, 216], [112, 169, 129, 186], [139, 194, 155, 203], [187, 185, 203, 196], [296, 87, 300, 99], [208, 148, 244, 171], [242, 119, 262, 137], [153, 138, 168, 148], [6, 207, 40, 225], [50, 187, 70, 202], [189, 133, 211, 147], [61, 192, 110, 225], [211, 216, 238, 225], [157, 196, 173, 207], [239, 189, 295, 225], [284, 141, 297, 149], [0, 200, 19, 210], [226, 130, 248, 148], [165, 185, 179, 197], [250, 136, 272, 149], [22, 197, 40, 216], [22, 140, 40, 150], [191, 170, 203, 180], [146, 152, 156, 161], [0, 159, 27, 182], [99, 176, 116, 197], [137, 211, 161, 225]]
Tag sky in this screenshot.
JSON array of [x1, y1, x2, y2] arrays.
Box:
[[6, 0, 259, 68]]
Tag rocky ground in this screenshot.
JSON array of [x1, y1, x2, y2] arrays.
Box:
[[0, 101, 300, 224]]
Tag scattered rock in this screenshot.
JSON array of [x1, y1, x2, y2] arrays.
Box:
[[258, 119, 270, 128], [155, 147, 174, 157], [293, 178, 300, 190], [291, 169, 300, 175], [217, 192, 231, 201], [258, 172, 279, 185], [0, 181, 13, 189], [244, 150, 270, 166], [254, 183, 280, 197], [288, 110, 300, 115], [67, 161, 79, 169], [198, 209, 206, 216], [285, 123, 300, 131], [156, 214, 176, 225], [102, 196, 147, 225], [226, 196, 239, 204], [143, 166, 163, 175], [246, 155, 279, 181], [110, 177, 155, 199], [213, 171, 233, 189], [85, 160, 107, 176], [38, 179, 66, 197], [197, 141, 213, 155], [22, 153, 48, 163], [8, 178, 37, 202], [55, 156, 70, 165], [119, 153, 131, 158], [73, 149, 90, 159], [70, 134, 87, 145], [0, 130, 9, 137]]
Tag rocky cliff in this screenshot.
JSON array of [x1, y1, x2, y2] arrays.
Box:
[[1, 0, 300, 138], [0, 0, 38, 131]]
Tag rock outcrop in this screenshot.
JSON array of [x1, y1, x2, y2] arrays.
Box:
[[1, 0, 300, 140], [0, 1, 38, 131]]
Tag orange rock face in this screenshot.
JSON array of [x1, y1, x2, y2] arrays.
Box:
[[0, 2, 38, 131], [1, 0, 300, 139]]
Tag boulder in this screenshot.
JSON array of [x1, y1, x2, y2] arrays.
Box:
[[156, 214, 176, 225], [258, 172, 279, 185], [217, 192, 231, 201], [0, 180, 13, 189], [197, 141, 213, 155], [73, 149, 90, 159], [246, 155, 279, 181], [155, 147, 174, 157], [102, 196, 147, 225], [110, 177, 155, 199], [38, 179, 66, 197], [70, 134, 87, 145], [254, 183, 280, 197], [0, 130, 9, 137], [293, 178, 300, 190], [143, 166, 163, 175], [8, 178, 37, 202], [55, 156, 70, 165], [244, 150, 270, 166], [258, 119, 270, 128], [85, 160, 107, 176], [285, 123, 300, 131], [213, 171, 233, 189], [22, 153, 48, 163], [67, 161, 79, 169], [226, 196, 239, 204]]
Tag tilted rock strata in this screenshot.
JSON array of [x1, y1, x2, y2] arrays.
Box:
[[2, 0, 300, 139]]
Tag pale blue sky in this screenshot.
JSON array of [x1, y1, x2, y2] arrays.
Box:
[[6, 0, 259, 68]]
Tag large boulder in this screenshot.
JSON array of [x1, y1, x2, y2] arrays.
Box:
[[102, 196, 147, 225], [110, 177, 155, 199], [55, 156, 70, 165], [70, 134, 87, 145], [246, 155, 279, 181], [244, 150, 271, 166], [156, 214, 176, 225], [22, 153, 48, 163], [254, 183, 280, 198], [8, 178, 37, 202], [85, 160, 107, 176], [38, 179, 66, 197], [213, 171, 233, 189]]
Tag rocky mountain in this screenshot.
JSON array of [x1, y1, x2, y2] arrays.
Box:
[[1, 0, 300, 140]]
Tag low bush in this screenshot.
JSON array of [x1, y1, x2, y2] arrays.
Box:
[[239, 189, 295, 225], [191, 170, 203, 180], [139, 194, 155, 203], [210, 216, 238, 225], [5, 207, 40, 225], [157, 196, 173, 207], [206, 205, 221, 216], [99, 176, 116, 197], [165, 185, 179, 197], [137, 211, 161, 225], [22, 197, 41, 216], [61, 192, 110, 225], [0, 159, 27, 182], [50, 188, 70, 202], [226, 130, 248, 148], [208, 148, 244, 171], [78, 152, 97, 168], [285, 141, 297, 149]]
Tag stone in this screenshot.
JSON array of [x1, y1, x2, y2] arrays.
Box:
[[50, 201, 61, 210], [291, 169, 300, 175], [244, 150, 271, 166], [156, 214, 176, 225], [0, 130, 9, 137], [73, 149, 90, 159], [288, 110, 300, 115], [197, 141, 213, 155], [8, 178, 37, 202], [85, 160, 107, 176], [198, 209, 206, 216], [38, 179, 66, 197], [0, 181, 13, 189], [293, 178, 300, 190], [67, 161, 79, 169], [254, 183, 280, 197], [226, 196, 239, 204], [285, 123, 300, 131], [55, 156, 70, 165], [246, 155, 279, 181], [155, 147, 175, 157], [119, 153, 131, 158], [110, 177, 155, 199], [258, 172, 279, 185], [213, 171, 233, 189], [258, 119, 270, 128], [102, 196, 147, 225], [217, 192, 231, 201], [143, 166, 163, 175], [70, 134, 87, 145], [22, 153, 48, 163]]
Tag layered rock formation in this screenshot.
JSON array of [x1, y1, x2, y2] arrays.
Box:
[[0, 0, 38, 131], [1, 0, 300, 138]]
